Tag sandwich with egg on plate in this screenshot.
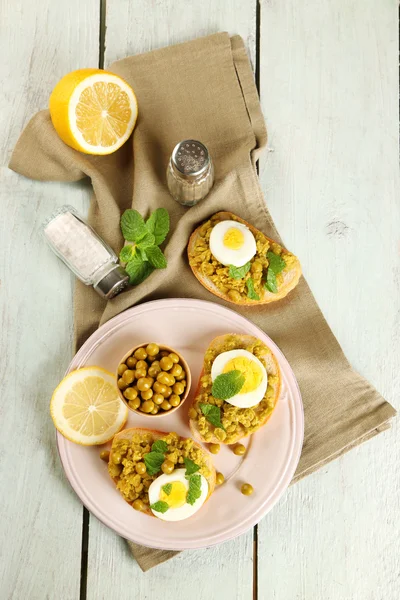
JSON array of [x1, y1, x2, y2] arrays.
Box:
[[189, 334, 281, 445], [108, 428, 216, 521], [188, 211, 301, 305]]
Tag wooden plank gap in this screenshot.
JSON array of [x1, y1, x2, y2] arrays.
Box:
[[254, 3, 261, 592], [255, 0, 261, 180], [254, 4, 260, 594], [80, 507, 90, 600], [253, 525, 259, 600], [99, 0, 107, 69], [255, 0, 261, 95]]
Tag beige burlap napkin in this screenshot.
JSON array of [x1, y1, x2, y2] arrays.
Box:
[[10, 33, 395, 571]]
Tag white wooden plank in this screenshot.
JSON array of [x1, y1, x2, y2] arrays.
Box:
[[257, 434, 400, 600], [258, 1, 400, 598], [87, 2, 256, 598], [104, 0, 256, 66], [0, 0, 99, 598], [89, 523, 254, 599]]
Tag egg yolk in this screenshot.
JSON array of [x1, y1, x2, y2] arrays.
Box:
[[159, 481, 187, 508], [223, 227, 244, 250], [223, 357, 263, 393]]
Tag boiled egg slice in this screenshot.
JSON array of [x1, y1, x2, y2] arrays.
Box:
[[209, 220, 257, 267], [211, 349, 268, 408], [148, 468, 209, 521]]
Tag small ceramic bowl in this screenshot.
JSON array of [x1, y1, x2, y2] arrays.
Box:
[[116, 343, 192, 417]]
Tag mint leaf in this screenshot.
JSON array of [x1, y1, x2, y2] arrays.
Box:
[[186, 474, 202, 506], [120, 208, 170, 287], [199, 403, 225, 430], [265, 269, 278, 293], [229, 262, 251, 280], [126, 254, 154, 286], [151, 440, 168, 454], [246, 278, 260, 301], [137, 230, 155, 249], [146, 208, 170, 246], [146, 245, 167, 269], [150, 500, 169, 513], [121, 209, 147, 242], [162, 483, 172, 496], [265, 252, 285, 293], [266, 251, 286, 275], [144, 451, 165, 476], [211, 370, 245, 401], [184, 457, 200, 477], [119, 244, 136, 264], [137, 246, 148, 261]]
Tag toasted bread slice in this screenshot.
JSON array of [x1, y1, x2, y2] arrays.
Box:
[[189, 334, 281, 445], [109, 427, 216, 516], [188, 211, 301, 305]]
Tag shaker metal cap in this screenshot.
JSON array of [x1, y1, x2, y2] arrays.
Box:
[[94, 265, 129, 299], [171, 140, 210, 179]]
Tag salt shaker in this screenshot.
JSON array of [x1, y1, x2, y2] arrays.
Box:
[[166, 140, 214, 206], [42, 205, 129, 299]]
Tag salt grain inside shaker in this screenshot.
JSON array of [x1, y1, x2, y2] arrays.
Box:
[[166, 140, 214, 206], [42, 205, 129, 299]]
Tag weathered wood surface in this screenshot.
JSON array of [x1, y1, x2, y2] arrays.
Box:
[[86, 2, 256, 599], [0, 0, 398, 598], [0, 0, 99, 599], [257, 1, 400, 599]]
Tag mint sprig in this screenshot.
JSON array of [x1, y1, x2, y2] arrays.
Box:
[[150, 500, 169, 514], [146, 245, 167, 269], [137, 246, 149, 262], [186, 474, 202, 506], [265, 269, 278, 293], [246, 277, 260, 300], [211, 370, 245, 401], [146, 208, 170, 246], [229, 262, 251, 280], [144, 451, 165, 476], [119, 245, 135, 263], [126, 255, 154, 286], [199, 403, 225, 430], [119, 208, 170, 287], [264, 251, 286, 294], [121, 210, 148, 242], [152, 440, 168, 454], [137, 230, 156, 248], [184, 457, 200, 477], [143, 440, 170, 475], [266, 251, 286, 275], [162, 483, 172, 496]]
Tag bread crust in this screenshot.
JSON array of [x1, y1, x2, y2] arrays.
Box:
[[189, 334, 281, 445], [109, 427, 216, 516], [187, 211, 301, 305]]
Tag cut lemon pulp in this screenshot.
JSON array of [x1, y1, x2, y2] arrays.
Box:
[[51, 367, 128, 445], [49, 69, 138, 155]]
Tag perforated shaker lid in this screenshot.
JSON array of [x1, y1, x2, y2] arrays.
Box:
[[94, 265, 129, 300], [171, 140, 210, 179]]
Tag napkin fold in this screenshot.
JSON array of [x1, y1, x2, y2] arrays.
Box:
[[10, 33, 395, 572]]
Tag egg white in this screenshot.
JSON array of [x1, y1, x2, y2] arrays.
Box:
[[211, 349, 268, 409], [148, 468, 209, 522], [209, 220, 257, 267]]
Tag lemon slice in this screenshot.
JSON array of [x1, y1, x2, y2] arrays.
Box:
[[49, 69, 138, 155], [51, 367, 128, 445]]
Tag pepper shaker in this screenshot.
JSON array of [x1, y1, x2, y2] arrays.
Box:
[[42, 205, 129, 299], [166, 140, 214, 206]]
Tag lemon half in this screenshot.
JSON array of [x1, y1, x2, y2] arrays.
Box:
[[51, 367, 128, 445], [49, 69, 138, 155]]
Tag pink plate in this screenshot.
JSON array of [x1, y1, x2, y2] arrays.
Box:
[[57, 298, 304, 550]]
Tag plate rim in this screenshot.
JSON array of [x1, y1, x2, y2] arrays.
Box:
[[57, 298, 304, 550]]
